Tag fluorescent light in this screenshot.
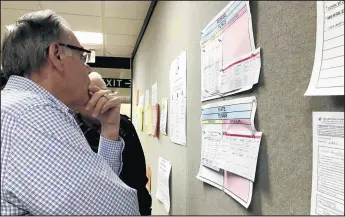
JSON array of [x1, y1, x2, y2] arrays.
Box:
[[73, 31, 103, 45], [6, 26, 103, 45]]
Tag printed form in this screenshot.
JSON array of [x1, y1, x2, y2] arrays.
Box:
[[156, 157, 172, 213], [160, 97, 168, 136], [152, 82, 157, 106], [169, 50, 187, 146], [305, 1, 344, 95], [310, 112, 344, 215], [201, 1, 260, 101], [198, 96, 261, 208]]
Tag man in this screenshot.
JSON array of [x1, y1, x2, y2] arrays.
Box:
[[1, 10, 139, 215], [76, 72, 152, 215]]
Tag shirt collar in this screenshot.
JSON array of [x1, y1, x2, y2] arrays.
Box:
[[4, 75, 75, 115]]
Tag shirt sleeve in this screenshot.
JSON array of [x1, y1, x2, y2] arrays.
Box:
[[4, 119, 140, 215], [97, 136, 125, 175]]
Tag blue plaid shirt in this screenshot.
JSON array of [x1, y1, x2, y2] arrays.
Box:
[[1, 76, 140, 215]]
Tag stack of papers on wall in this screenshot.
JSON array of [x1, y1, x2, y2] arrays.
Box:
[[200, 1, 262, 101], [197, 96, 262, 208]]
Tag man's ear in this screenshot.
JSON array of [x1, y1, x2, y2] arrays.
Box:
[[48, 43, 64, 72]]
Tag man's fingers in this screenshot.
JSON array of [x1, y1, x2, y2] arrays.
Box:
[[92, 96, 108, 117], [88, 85, 101, 93], [100, 97, 121, 114], [86, 89, 112, 110]]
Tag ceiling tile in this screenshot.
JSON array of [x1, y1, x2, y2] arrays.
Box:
[[61, 14, 102, 32], [105, 34, 137, 47], [39, 1, 102, 16], [1, 1, 41, 10], [103, 17, 143, 35], [1, 9, 36, 26], [92, 48, 104, 57], [103, 1, 150, 20], [105, 45, 133, 57]]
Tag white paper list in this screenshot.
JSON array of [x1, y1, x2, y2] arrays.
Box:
[[169, 50, 187, 146], [305, 1, 344, 95], [310, 112, 344, 215]]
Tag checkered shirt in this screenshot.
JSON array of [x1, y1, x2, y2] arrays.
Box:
[[1, 76, 140, 215]]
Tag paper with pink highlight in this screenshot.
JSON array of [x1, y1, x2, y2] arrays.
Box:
[[200, 1, 258, 101], [198, 96, 262, 208], [221, 6, 253, 65], [224, 171, 253, 208]]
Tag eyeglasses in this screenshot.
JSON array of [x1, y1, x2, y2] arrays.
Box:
[[58, 43, 91, 64]]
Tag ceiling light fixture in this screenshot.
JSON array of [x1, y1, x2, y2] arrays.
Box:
[[73, 31, 103, 45]]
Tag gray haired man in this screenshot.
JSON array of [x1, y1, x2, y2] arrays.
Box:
[[1, 10, 140, 215]]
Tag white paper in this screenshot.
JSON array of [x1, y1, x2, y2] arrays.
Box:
[[169, 50, 187, 146], [156, 157, 172, 213], [201, 35, 223, 100], [145, 89, 150, 108], [196, 165, 254, 209], [144, 89, 150, 125], [220, 48, 261, 96], [216, 132, 262, 182], [139, 94, 145, 109], [310, 112, 344, 215], [151, 105, 156, 136], [152, 82, 157, 106], [201, 124, 222, 171], [199, 96, 261, 208], [305, 1, 344, 96], [160, 97, 168, 135], [201, 1, 258, 101], [196, 164, 224, 191]]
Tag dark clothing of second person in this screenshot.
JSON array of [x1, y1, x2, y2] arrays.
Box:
[[75, 114, 152, 216]]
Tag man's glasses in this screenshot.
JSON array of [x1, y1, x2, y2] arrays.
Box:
[[58, 43, 91, 64]]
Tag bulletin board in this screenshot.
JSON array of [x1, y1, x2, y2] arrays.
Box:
[[132, 1, 344, 215]]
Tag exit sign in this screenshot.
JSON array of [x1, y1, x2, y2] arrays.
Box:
[[102, 78, 131, 88]]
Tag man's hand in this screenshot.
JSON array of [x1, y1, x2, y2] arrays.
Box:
[[86, 85, 121, 140]]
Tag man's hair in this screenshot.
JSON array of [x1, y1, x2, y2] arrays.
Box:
[[1, 10, 70, 79], [89, 71, 106, 89]]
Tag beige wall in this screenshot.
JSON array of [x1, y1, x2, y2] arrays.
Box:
[[133, 1, 344, 216]]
